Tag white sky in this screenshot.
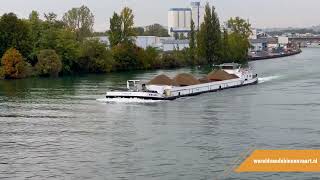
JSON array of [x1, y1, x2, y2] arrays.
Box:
[[1, 0, 319, 31]]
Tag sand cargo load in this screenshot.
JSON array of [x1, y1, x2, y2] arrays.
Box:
[[105, 63, 258, 100]]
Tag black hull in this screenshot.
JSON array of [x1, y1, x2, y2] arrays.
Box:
[[106, 79, 258, 101]]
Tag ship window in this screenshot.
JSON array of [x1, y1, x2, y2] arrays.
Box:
[[221, 66, 234, 70]]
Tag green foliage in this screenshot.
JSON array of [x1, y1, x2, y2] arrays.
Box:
[[28, 11, 43, 65], [109, 12, 122, 47], [36, 49, 62, 77], [189, 19, 196, 64], [137, 46, 160, 69], [134, 27, 145, 36], [197, 3, 221, 64], [144, 24, 169, 37], [227, 32, 250, 64], [62, 5, 94, 41], [1, 48, 31, 79], [179, 33, 186, 40], [55, 29, 80, 75], [44, 12, 58, 23], [0, 13, 32, 59], [227, 17, 252, 38], [43, 12, 65, 29], [121, 7, 136, 44], [109, 7, 136, 47], [77, 39, 114, 73], [92, 31, 106, 36], [0, 67, 4, 79], [220, 28, 231, 63], [160, 50, 189, 69], [111, 44, 141, 70], [222, 17, 252, 64]]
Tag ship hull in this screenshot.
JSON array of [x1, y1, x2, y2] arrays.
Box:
[[105, 78, 258, 100]]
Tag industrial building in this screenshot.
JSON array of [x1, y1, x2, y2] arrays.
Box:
[[92, 36, 189, 52], [168, 2, 204, 37], [168, 8, 192, 36]]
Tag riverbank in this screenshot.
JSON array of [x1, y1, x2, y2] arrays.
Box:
[[249, 49, 302, 61]]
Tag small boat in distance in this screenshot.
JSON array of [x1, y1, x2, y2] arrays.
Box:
[[105, 63, 258, 100]]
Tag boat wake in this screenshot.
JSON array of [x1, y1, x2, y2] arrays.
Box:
[[258, 76, 281, 84], [96, 98, 163, 104]]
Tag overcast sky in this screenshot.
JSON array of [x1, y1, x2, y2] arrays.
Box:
[[1, 0, 319, 31]]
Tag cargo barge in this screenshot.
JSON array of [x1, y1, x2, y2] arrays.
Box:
[[105, 63, 258, 100]]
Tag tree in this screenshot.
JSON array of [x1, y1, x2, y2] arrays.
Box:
[[226, 17, 252, 63], [0, 13, 32, 59], [134, 27, 145, 36], [197, 3, 221, 64], [108, 7, 136, 47], [227, 17, 252, 38], [76, 39, 114, 73], [121, 7, 136, 44], [44, 12, 65, 29], [36, 49, 62, 77], [220, 28, 231, 63], [189, 19, 196, 64], [1, 48, 30, 79], [179, 33, 186, 40], [55, 29, 80, 74], [28, 11, 43, 65], [137, 46, 159, 69], [144, 24, 169, 37], [111, 44, 140, 70], [109, 12, 122, 47], [63, 5, 94, 40], [44, 12, 58, 23]]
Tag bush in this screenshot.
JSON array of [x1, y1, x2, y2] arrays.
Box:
[[76, 39, 114, 73], [161, 50, 188, 69], [111, 43, 141, 71], [137, 46, 160, 69], [1, 48, 30, 79], [0, 67, 4, 79], [36, 49, 62, 77]]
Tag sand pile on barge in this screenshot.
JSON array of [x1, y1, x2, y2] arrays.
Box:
[[207, 70, 238, 81], [148, 70, 239, 87], [198, 77, 211, 83], [147, 74, 177, 86], [173, 73, 200, 86]]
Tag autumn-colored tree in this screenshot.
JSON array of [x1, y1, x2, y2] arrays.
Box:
[[0, 13, 32, 59], [36, 49, 62, 77], [1, 48, 29, 79]]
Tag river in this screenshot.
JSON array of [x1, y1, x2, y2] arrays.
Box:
[[1, 48, 320, 179]]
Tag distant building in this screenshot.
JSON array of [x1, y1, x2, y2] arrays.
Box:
[[135, 36, 160, 49], [168, 8, 192, 36], [278, 36, 289, 45], [160, 39, 189, 51], [168, 1, 204, 37], [92, 36, 189, 52], [250, 39, 268, 51]]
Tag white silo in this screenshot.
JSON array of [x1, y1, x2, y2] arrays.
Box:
[[168, 8, 192, 36]]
